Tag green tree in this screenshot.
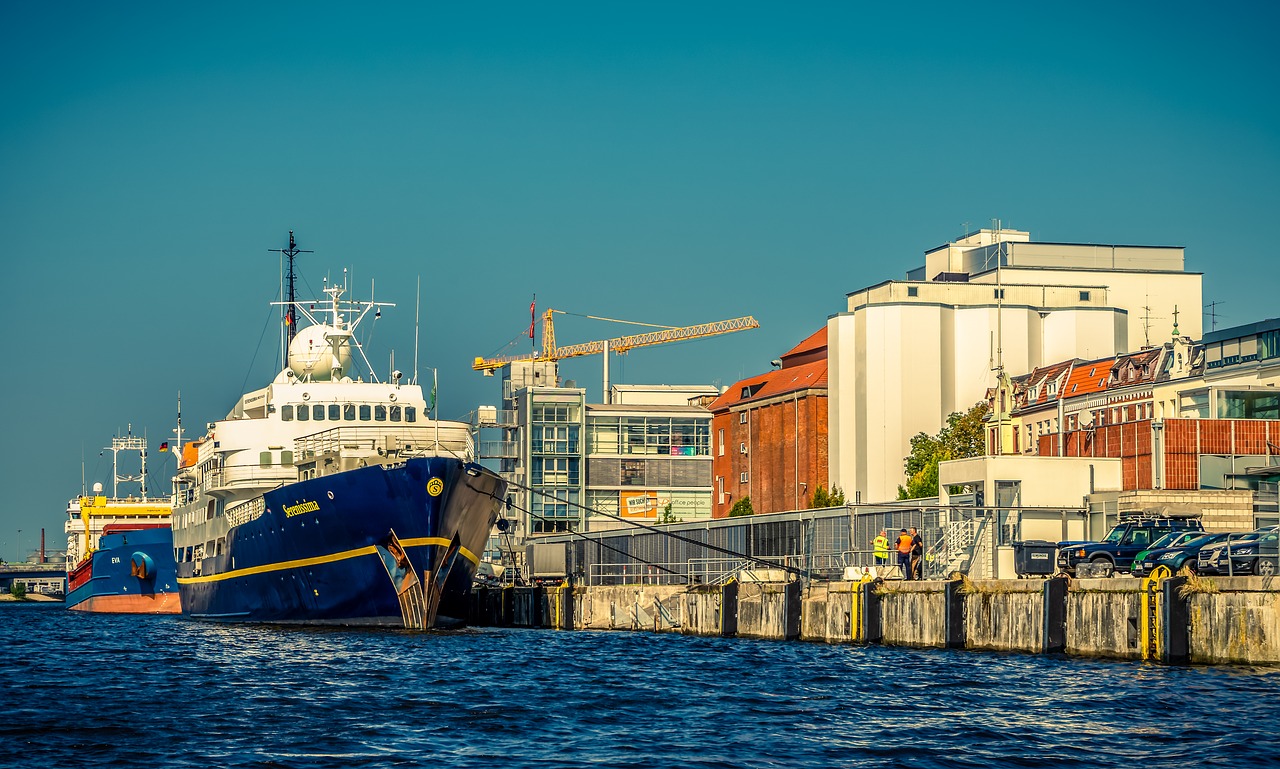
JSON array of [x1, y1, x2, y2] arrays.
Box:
[[658, 501, 677, 524], [728, 496, 755, 517], [9, 582, 26, 599], [809, 485, 847, 508], [897, 401, 990, 500]]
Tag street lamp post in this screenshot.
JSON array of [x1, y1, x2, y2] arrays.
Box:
[[16, 529, 22, 564]]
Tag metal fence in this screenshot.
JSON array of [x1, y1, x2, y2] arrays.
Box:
[[524, 502, 929, 585], [524, 501, 1089, 585]]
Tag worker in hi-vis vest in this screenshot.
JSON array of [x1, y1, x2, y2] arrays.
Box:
[[896, 529, 914, 579], [872, 531, 890, 566]]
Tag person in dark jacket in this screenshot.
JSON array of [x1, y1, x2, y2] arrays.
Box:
[[909, 527, 924, 580]]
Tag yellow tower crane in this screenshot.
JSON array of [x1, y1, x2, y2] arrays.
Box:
[[473, 309, 759, 383]]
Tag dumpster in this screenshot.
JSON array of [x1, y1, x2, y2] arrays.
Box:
[[1013, 540, 1058, 577]]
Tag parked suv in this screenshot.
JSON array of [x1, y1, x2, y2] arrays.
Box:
[[1057, 516, 1204, 577], [1198, 527, 1279, 576]]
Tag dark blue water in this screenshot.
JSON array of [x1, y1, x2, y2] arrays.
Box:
[[4, 603, 1279, 768]]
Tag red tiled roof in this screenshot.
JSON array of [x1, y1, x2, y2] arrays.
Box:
[[1063, 357, 1115, 398], [709, 359, 828, 411], [779, 326, 827, 364]]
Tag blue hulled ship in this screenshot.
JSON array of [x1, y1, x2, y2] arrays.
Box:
[[171, 234, 505, 627], [64, 430, 181, 614]]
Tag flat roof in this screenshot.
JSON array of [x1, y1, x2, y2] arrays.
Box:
[[1203, 317, 1280, 344]]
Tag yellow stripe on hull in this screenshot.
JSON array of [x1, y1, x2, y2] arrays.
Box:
[[177, 537, 479, 585]]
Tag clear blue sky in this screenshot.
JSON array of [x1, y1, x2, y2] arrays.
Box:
[[2, 2, 1277, 560]]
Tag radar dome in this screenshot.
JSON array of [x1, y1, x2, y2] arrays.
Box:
[[288, 324, 352, 381]]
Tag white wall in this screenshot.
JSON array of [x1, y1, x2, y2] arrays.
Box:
[[830, 301, 1126, 503], [974, 268, 1202, 347]]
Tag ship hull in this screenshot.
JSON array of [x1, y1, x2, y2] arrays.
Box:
[[65, 528, 182, 614], [176, 456, 504, 626]]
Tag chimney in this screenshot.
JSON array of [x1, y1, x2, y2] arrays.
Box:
[[40, 528, 45, 564]]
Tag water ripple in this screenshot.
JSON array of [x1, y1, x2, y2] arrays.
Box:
[[3, 605, 1279, 767]]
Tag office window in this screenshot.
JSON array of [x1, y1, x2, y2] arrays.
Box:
[[718, 429, 725, 456]]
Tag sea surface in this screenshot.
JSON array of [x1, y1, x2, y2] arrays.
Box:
[[4, 602, 1279, 768]]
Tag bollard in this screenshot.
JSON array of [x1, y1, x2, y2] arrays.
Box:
[[720, 579, 739, 637], [861, 578, 883, 644], [1042, 575, 1068, 654], [943, 578, 965, 649]]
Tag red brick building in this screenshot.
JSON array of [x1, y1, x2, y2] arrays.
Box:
[[1041, 418, 1280, 490], [708, 328, 828, 517]]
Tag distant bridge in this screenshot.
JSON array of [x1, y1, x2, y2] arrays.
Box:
[[0, 563, 66, 594]]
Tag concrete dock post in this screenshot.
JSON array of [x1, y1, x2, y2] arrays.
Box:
[[1043, 576, 1068, 654], [861, 579, 883, 644], [720, 580, 739, 637], [784, 580, 802, 640], [943, 579, 965, 649], [1162, 575, 1190, 665]]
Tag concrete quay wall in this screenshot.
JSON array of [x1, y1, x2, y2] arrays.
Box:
[[470, 576, 1280, 666]]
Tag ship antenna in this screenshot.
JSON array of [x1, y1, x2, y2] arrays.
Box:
[[267, 231, 313, 369], [413, 275, 421, 385]]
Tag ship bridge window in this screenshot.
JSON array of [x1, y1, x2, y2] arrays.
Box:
[[359, 405, 372, 421], [390, 405, 402, 422], [281, 450, 294, 466], [297, 405, 309, 421], [374, 405, 387, 422], [313, 405, 325, 421], [343, 404, 356, 421], [328, 404, 341, 420], [406, 406, 417, 423], [281, 405, 294, 421], [260, 451, 272, 468]]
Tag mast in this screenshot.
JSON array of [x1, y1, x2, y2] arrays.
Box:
[[268, 231, 313, 369]]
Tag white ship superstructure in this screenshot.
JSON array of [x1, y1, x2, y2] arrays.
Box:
[[170, 240, 502, 627]]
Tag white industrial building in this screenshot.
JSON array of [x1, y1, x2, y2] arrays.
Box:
[[827, 227, 1203, 504]]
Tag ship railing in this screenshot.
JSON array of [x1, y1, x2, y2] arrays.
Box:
[[225, 497, 266, 528], [207, 466, 296, 491], [293, 425, 474, 462]]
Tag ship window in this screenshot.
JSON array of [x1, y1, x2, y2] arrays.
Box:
[[374, 405, 387, 422], [297, 405, 309, 421], [405, 406, 417, 423], [281, 405, 294, 421], [281, 450, 293, 466], [216, 538, 225, 555], [328, 405, 341, 420], [206, 500, 216, 520], [389, 405, 402, 422], [313, 405, 324, 421], [359, 405, 372, 421], [343, 404, 356, 421], [260, 451, 272, 468]]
